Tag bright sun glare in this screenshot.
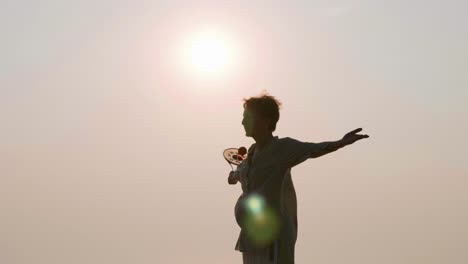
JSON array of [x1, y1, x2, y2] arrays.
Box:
[[183, 30, 237, 78]]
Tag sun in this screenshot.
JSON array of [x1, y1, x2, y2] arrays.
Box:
[[182, 29, 237, 78]]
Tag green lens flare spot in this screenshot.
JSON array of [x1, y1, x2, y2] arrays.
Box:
[[246, 194, 265, 214], [241, 194, 280, 247]]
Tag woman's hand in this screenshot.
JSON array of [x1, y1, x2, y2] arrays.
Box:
[[342, 128, 369, 146], [228, 171, 239, 185]]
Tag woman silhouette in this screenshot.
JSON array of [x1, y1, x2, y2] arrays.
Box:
[[228, 92, 369, 264]]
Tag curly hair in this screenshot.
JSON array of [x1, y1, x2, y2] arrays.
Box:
[[242, 90, 282, 132]]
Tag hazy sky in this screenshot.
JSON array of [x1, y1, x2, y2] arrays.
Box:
[[2, 1, 467, 263]]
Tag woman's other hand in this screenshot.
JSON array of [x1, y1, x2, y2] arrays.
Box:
[[228, 171, 239, 185]]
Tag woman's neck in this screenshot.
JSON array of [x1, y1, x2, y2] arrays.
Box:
[[253, 133, 274, 152]]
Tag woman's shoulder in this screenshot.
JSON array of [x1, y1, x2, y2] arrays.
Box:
[[277, 136, 307, 148], [275, 136, 296, 149], [278, 136, 297, 143]]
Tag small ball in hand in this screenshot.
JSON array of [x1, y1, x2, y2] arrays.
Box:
[[238, 147, 247, 156]]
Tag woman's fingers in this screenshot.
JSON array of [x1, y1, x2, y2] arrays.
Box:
[[228, 171, 238, 184], [348, 128, 362, 135]]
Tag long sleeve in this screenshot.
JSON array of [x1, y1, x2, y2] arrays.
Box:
[[234, 160, 249, 193], [281, 137, 330, 168]]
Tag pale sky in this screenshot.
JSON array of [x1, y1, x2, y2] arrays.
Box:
[[1, 1, 467, 264]]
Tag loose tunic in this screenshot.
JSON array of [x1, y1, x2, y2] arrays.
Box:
[[233, 136, 329, 264]]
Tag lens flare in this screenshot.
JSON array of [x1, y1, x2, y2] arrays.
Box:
[[246, 194, 265, 214], [237, 193, 281, 247]]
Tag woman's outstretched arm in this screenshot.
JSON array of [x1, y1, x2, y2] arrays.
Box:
[[310, 128, 370, 158]]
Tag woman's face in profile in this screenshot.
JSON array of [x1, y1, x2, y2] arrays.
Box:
[[242, 108, 255, 137], [242, 108, 269, 137]]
